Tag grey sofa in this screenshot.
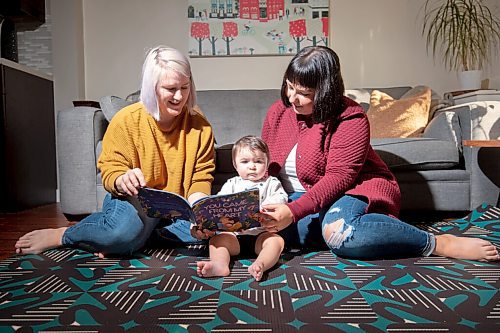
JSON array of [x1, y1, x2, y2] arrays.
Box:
[[57, 87, 500, 216]]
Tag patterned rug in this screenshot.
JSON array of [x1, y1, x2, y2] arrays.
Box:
[[1, 204, 499, 332]]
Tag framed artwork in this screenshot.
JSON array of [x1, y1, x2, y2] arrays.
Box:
[[188, 0, 329, 57]]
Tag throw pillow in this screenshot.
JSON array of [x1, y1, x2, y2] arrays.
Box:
[[345, 89, 371, 112], [367, 86, 431, 138], [99, 95, 134, 121], [126, 90, 141, 102]]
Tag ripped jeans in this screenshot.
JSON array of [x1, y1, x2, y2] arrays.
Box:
[[280, 193, 435, 259]]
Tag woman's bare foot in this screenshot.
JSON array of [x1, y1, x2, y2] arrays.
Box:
[[434, 234, 500, 262], [196, 261, 230, 277], [248, 260, 265, 281], [15, 227, 67, 255]]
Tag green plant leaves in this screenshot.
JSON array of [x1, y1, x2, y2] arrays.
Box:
[[421, 0, 500, 71]]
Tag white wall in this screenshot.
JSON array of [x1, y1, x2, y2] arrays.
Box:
[[51, 0, 85, 112], [80, 0, 291, 100], [333, 0, 453, 92], [51, 0, 500, 109]]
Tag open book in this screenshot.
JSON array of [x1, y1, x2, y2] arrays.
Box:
[[137, 187, 262, 232]]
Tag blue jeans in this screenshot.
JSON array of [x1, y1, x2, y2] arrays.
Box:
[[61, 193, 202, 255], [280, 193, 435, 259]]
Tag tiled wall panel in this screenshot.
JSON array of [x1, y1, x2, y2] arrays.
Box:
[[17, 13, 52, 76]]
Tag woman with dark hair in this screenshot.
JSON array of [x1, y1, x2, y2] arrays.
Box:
[[260, 46, 498, 261]]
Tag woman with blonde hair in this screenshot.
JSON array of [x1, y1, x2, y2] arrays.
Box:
[[15, 46, 215, 257]]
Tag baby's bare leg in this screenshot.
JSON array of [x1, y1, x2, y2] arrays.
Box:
[[197, 233, 240, 277], [248, 233, 285, 281]]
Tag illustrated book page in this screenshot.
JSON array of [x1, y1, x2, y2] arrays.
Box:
[[137, 187, 262, 232]]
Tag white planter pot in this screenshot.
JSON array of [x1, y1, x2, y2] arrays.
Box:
[[458, 70, 482, 90]]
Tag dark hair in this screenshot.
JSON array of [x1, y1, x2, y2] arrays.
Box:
[[232, 135, 270, 164], [280, 46, 345, 124]]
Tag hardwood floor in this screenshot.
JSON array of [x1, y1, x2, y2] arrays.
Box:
[[0, 204, 78, 260]]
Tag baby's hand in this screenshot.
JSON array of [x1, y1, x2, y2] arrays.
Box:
[[191, 227, 215, 240], [254, 212, 275, 224]]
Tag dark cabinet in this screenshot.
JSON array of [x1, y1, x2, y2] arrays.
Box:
[[0, 0, 45, 31], [0, 59, 56, 211]]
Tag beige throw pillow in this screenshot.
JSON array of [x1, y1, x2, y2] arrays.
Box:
[[367, 86, 431, 138]]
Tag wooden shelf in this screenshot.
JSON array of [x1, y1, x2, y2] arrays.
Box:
[[463, 140, 500, 147]]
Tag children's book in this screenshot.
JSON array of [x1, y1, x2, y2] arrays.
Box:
[[137, 187, 262, 232]]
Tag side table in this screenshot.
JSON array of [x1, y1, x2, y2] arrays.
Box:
[[447, 89, 500, 104], [463, 140, 500, 206]]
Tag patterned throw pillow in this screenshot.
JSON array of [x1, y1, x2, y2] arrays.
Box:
[[367, 86, 431, 138]]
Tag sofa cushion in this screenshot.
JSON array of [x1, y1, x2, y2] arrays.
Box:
[[423, 111, 462, 150], [95, 140, 103, 169], [217, 138, 459, 173], [371, 138, 460, 170], [215, 143, 236, 173], [367, 86, 431, 138], [344, 89, 371, 111], [213, 144, 237, 194], [126, 90, 141, 102], [197, 89, 281, 145], [99, 96, 133, 121], [345, 87, 412, 112]]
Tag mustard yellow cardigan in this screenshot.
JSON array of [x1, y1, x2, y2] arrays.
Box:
[[98, 102, 215, 198]]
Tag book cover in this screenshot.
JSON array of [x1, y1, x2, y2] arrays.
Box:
[[137, 187, 262, 232]]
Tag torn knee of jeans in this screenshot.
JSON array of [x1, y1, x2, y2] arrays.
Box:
[[322, 218, 354, 249]]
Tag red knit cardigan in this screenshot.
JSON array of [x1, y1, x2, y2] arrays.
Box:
[[261, 97, 401, 221]]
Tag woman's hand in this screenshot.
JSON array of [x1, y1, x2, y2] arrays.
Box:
[[115, 168, 146, 196], [260, 203, 294, 233]]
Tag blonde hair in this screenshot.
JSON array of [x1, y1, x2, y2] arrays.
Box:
[[140, 46, 197, 120]]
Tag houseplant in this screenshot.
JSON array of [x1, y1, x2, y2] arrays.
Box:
[[421, 0, 500, 89]]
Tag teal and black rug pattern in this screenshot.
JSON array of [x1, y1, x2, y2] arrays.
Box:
[[1, 204, 499, 332]]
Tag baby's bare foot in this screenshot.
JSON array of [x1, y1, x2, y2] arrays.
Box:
[[196, 261, 230, 277], [434, 234, 500, 262], [248, 260, 265, 281], [15, 227, 67, 255]]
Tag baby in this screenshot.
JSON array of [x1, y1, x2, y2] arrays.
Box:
[[196, 135, 288, 281]]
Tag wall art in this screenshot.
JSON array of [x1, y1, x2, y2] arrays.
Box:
[[188, 0, 329, 57]]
